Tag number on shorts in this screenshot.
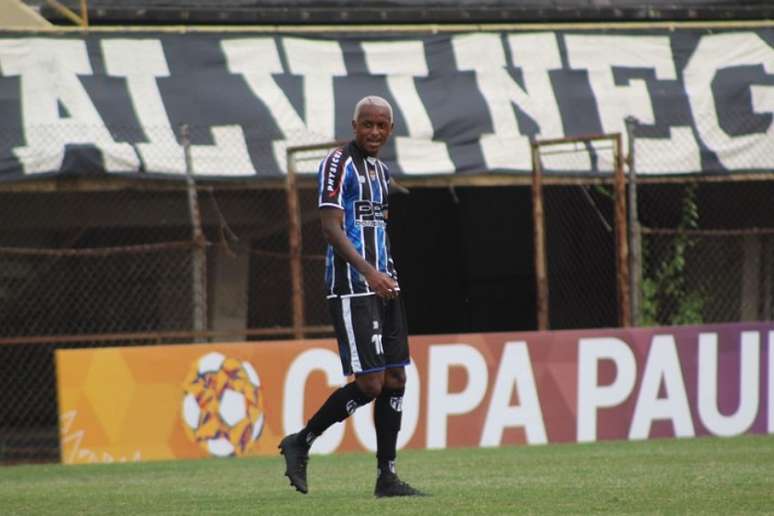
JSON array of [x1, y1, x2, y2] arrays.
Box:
[[372, 333, 384, 355]]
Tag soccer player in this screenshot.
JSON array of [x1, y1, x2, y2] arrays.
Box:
[[279, 96, 424, 498]]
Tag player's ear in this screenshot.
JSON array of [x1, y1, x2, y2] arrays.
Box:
[[351, 119, 357, 132]]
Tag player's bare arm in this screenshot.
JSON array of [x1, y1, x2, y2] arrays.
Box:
[[320, 206, 398, 299]]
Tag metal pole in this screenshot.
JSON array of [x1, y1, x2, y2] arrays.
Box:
[[180, 124, 207, 340], [531, 141, 549, 331], [624, 117, 642, 327], [80, 0, 89, 27], [613, 133, 631, 327], [286, 149, 305, 340], [45, 0, 85, 26]]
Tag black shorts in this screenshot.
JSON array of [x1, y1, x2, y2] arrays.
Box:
[[328, 294, 410, 376]]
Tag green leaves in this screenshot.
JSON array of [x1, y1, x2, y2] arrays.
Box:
[[641, 183, 706, 326]]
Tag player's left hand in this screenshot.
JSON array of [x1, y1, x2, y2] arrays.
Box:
[[366, 270, 399, 299]]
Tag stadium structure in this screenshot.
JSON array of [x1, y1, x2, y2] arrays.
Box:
[[13, 0, 774, 25], [0, 0, 772, 464]]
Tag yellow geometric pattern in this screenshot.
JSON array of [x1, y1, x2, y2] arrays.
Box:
[[82, 349, 135, 445], [55, 341, 308, 464]]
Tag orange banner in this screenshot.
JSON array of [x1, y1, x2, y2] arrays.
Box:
[[57, 323, 774, 464], [57, 339, 339, 463]]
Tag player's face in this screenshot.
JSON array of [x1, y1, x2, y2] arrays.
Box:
[[352, 104, 393, 157]]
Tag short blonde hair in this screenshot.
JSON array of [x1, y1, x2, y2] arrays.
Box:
[[353, 96, 393, 122]]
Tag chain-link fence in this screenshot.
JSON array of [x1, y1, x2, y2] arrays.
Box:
[[0, 125, 337, 463], [624, 116, 774, 326], [635, 180, 774, 326], [531, 134, 629, 330], [531, 128, 774, 331], [2, 121, 774, 463]]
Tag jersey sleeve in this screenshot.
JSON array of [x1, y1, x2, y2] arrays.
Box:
[[318, 147, 346, 210]]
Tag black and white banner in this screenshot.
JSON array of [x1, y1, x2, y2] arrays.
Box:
[[0, 28, 772, 180]]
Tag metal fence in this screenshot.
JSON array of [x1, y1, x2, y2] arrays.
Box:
[[2, 122, 773, 463], [0, 178, 332, 339], [531, 124, 774, 331], [625, 116, 774, 326], [531, 133, 629, 330], [636, 181, 774, 325], [0, 125, 338, 463]]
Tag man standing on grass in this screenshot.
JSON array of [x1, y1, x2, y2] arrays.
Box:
[[279, 95, 424, 498]]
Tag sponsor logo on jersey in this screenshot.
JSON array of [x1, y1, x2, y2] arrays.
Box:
[[354, 201, 386, 227], [326, 150, 343, 192]]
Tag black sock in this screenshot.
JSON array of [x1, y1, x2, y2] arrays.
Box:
[[298, 381, 373, 447], [374, 387, 404, 475]]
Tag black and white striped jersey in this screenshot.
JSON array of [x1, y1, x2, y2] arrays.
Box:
[[317, 140, 397, 298]]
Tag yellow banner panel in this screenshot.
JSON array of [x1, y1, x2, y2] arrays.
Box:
[[56, 340, 338, 464]]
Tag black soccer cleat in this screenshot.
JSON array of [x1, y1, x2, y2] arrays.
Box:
[[374, 472, 426, 498], [278, 433, 310, 494]]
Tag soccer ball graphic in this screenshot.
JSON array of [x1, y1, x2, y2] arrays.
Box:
[[181, 352, 265, 457]]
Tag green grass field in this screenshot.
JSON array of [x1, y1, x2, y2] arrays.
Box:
[[2, 435, 774, 515]]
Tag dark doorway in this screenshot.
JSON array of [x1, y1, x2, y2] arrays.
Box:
[[388, 185, 536, 335]]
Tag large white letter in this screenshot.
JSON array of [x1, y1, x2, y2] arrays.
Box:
[[352, 361, 420, 451], [283, 348, 347, 454], [221, 37, 346, 173], [684, 33, 774, 170], [698, 331, 760, 436], [480, 341, 547, 446], [361, 40, 454, 175], [453, 33, 566, 171], [102, 39, 254, 176], [565, 34, 700, 174], [577, 337, 636, 443], [0, 39, 139, 174], [629, 335, 694, 440], [427, 344, 488, 449]]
